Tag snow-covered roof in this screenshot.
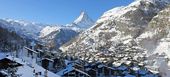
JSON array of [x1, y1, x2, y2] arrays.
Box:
[[24, 46, 38, 54], [97, 64, 116, 70], [118, 65, 128, 71], [85, 68, 91, 71], [138, 69, 148, 75], [112, 62, 122, 67], [132, 66, 140, 71], [6, 56, 25, 65], [124, 61, 132, 65], [36, 49, 44, 52], [42, 58, 54, 62], [56, 64, 90, 77]]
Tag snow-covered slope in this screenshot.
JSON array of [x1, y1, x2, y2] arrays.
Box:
[[4, 56, 60, 77], [39, 26, 61, 38], [136, 5, 170, 75], [137, 5, 170, 52], [60, 0, 170, 76], [0, 19, 47, 40], [62, 0, 170, 52], [39, 26, 79, 50]]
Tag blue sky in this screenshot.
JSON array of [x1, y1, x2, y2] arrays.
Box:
[[0, 0, 133, 25]]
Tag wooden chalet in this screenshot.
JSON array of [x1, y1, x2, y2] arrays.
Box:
[[56, 60, 90, 77], [53, 58, 61, 68], [41, 58, 54, 70], [90, 61, 102, 70], [85, 67, 97, 77], [0, 57, 23, 69], [97, 64, 116, 77], [64, 60, 84, 69], [84, 62, 119, 77], [0, 57, 23, 77]]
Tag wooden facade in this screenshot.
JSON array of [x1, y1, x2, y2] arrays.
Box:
[[41, 58, 54, 70], [0, 58, 23, 69]]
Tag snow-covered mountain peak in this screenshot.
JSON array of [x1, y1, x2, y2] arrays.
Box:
[[73, 11, 90, 24], [97, 0, 170, 24], [129, 0, 170, 9], [38, 12, 94, 49], [3, 18, 42, 26], [133, 0, 170, 3], [66, 11, 94, 30], [0, 12, 94, 50], [0, 18, 48, 40]]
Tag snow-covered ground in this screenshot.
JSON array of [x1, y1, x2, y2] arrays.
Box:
[[0, 51, 60, 77], [6, 56, 60, 77]]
